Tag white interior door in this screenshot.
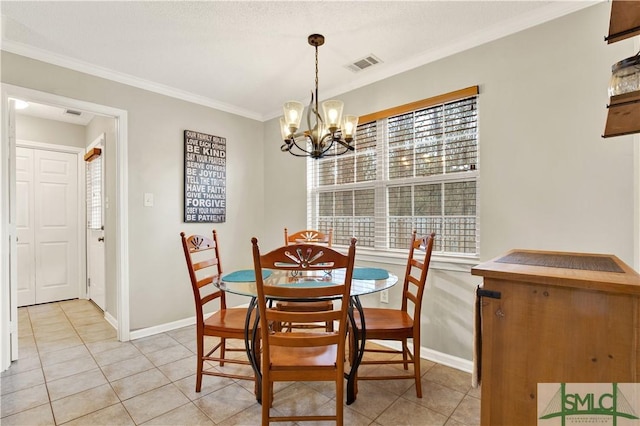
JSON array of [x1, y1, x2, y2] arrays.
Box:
[[35, 149, 79, 304], [16, 146, 80, 306], [86, 135, 105, 311]]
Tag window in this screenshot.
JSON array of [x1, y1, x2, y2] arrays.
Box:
[[86, 152, 102, 230], [308, 86, 479, 256]]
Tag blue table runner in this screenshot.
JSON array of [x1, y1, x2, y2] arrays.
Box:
[[352, 267, 389, 280]]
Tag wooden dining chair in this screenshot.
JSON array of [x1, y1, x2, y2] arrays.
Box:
[[180, 230, 256, 392], [277, 227, 335, 332], [252, 237, 357, 425], [351, 230, 435, 398]]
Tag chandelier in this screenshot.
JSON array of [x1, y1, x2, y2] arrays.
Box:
[[280, 34, 359, 159]]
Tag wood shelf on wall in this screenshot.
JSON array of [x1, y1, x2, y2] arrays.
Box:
[[603, 0, 640, 138], [603, 90, 640, 138], [606, 0, 640, 44]]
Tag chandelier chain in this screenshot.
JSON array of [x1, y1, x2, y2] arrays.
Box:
[[314, 44, 319, 115]]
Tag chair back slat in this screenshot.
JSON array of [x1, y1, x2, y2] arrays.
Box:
[[196, 275, 216, 289], [284, 228, 333, 247], [192, 258, 219, 271], [266, 283, 344, 299], [264, 243, 347, 270], [269, 309, 342, 324], [270, 334, 339, 348]]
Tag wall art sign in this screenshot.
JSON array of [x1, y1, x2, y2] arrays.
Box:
[[184, 130, 226, 223]]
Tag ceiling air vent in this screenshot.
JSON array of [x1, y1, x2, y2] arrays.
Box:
[[65, 109, 82, 116], [345, 54, 382, 73]]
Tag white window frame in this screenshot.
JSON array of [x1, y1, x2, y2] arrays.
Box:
[[308, 86, 480, 262]]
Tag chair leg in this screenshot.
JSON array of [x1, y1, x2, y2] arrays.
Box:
[[336, 376, 344, 426], [196, 336, 204, 392], [413, 337, 422, 398], [261, 377, 270, 424], [402, 338, 410, 370], [348, 327, 359, 395], [219, 337, 226, 366]]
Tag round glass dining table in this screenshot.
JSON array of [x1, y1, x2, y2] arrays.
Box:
[[216, 267, 398, 405]]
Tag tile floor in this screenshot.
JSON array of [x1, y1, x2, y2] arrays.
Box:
[[1, 299, 480, 425]]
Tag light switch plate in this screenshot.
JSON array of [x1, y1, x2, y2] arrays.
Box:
[[143, 192, 154, 207]]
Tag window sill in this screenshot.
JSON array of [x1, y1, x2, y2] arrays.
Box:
[[353, 248, 480, 273]]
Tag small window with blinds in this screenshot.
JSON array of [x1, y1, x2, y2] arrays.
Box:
[[308, 86, 479, 257], [86, 155, 102, 230]]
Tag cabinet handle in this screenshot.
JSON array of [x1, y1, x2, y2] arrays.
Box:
[[477, 288, 501, 299], [98, 237, 104, 242]]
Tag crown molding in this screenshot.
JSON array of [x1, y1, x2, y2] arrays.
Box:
[[1, 40, 263, 122]]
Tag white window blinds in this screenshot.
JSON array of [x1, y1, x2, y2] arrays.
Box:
[[86, 153, 102, 230], [309, 86, 479, 256]]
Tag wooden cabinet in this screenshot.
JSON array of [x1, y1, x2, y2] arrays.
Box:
[[471, 250, 640, 426]]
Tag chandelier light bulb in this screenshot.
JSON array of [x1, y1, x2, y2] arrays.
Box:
[[283, 101, 304, 132], [342, 115, 359, 141], [322, 100, 343, 132]]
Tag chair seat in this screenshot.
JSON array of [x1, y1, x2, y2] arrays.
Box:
[[271, 341, 338, 368], [276, 300, 333, 312], [204, 307, 255, 333], [354, 308, 413, 338]]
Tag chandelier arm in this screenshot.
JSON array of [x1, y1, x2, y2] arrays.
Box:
[[319, 133, 335, 155], [289, 136, 314, 156], [334, 139, 356, 151], [287, 149, 317, 157]]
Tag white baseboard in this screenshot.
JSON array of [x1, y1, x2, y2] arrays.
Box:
[[129, 316, 197, 340], [104, 311, 118, 331], [370, 339, 473, 374], [128, 304, 250, 341]]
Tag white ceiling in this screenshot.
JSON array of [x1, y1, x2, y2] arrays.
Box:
[[1, 1, 597, 123]]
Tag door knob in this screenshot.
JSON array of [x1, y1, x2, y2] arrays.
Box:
[[98, 237, 104, 242]]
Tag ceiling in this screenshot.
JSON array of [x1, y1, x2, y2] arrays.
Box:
[[1, 1, 597, 124]]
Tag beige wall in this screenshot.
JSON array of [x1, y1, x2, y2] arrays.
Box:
[[16, 114, 85, 147], [264, 3, 638, 361]]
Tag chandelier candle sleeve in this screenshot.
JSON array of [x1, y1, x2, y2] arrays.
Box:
[[280, 34, 357, 159], [322, 100, 343, 132], [283, 101, 304, 133]]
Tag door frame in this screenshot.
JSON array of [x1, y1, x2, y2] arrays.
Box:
[[16, 141, 86, 307], [1, 83, 130, 371]]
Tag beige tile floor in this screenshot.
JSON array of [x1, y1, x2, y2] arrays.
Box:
[[1, 299, 480, 425]]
